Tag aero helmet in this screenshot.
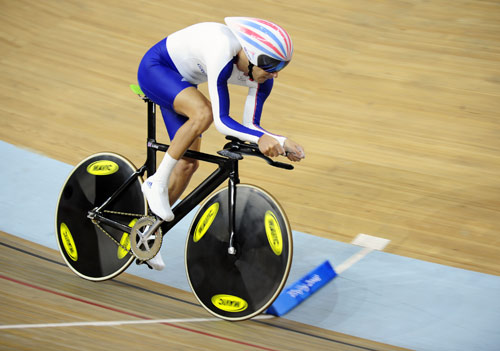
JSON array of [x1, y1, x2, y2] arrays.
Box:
[[225, 17, 293, 73]]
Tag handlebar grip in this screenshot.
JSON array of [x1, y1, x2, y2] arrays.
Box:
[[222, 136, 294, 170], [271, 161, 294, 170]]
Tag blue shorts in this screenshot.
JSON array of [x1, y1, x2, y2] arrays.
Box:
[[137, 38, 196, 140]]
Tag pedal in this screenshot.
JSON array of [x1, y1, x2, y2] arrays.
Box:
[[135, 259, 154, 270], [129, 216, 163, 260]]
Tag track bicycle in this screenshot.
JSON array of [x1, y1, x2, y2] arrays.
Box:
[[55, 85, 294, 321]]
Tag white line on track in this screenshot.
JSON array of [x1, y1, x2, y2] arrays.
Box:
[[335, 234, 391, 274], [335, 247, 374, 275], [0, 315, 275, 330]]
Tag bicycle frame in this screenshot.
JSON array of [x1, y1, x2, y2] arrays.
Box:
[[88, 97, 240, 240]]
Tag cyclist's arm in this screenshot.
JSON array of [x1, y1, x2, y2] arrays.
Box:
[[240, 79, 287, 147], [207, 58, 266, 144]]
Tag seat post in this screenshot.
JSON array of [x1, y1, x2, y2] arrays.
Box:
[[146, 98, 157, 177]]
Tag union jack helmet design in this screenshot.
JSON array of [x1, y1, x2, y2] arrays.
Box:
[[225, 17, 293, 73]]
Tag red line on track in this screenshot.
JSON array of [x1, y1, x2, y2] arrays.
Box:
[[0, 274, 277, 351]]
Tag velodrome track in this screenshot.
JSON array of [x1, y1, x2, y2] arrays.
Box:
[[1, 1, 500, 350]]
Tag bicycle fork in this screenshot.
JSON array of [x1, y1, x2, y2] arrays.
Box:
[[227, 160, 240, 255]]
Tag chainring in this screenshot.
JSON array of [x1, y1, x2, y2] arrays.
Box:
[[129, 216, 163, 260]]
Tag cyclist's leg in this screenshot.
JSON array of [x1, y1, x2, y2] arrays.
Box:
[[153, 87, 212, 207], [168, 136, 201, 204], [143, 87, 212, 221], [137, 41, 197, 221], [137, 38, 212, 154], [137, 39, 213, 220], [143, 94, 208, 269], [167, 86, 213, 160]]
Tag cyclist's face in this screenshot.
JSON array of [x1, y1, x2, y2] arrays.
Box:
[[252, 66, 278, 83]]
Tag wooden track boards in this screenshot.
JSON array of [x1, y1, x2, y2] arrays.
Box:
[[0, 232, 409, 351], [1, 0, 499, 275]]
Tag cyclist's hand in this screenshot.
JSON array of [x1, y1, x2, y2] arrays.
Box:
[[258, 134, 285, 158], [284, 139, 305, 162]]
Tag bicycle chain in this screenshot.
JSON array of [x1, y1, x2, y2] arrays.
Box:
[[92, 210, 151, 260]]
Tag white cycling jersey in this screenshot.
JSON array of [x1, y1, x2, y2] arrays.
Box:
[[166, 22, 286, 146]]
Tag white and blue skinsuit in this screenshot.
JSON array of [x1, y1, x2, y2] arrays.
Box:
[[137, 22, 286, 145]]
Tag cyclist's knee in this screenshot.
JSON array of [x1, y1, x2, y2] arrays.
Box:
[[191, 103, 213, 133]]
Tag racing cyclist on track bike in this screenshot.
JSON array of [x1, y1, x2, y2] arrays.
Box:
[[137, 17, 305, 270]]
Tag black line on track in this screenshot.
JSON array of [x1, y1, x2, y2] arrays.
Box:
[[254, 320, 381, 351], [0, 240, 384, 351]]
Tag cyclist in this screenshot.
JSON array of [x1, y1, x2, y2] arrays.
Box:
[[137, 17, 305, 270]]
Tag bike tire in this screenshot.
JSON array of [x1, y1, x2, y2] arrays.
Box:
[[185, 184, 293, 321], [55, 152, 146, 281]]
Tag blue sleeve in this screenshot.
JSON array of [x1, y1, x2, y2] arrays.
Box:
[[251, 78, 273, 128], [214, 60, 265, 141]]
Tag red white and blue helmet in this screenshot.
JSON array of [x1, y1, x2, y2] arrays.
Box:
[[225, 17, 293, 73]]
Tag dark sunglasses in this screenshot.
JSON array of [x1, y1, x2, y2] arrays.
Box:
[[257, 55, 290, 73]]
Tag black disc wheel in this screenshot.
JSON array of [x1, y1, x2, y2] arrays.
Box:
[[55, 152, 146, 281], [185, 184, 293, 321]]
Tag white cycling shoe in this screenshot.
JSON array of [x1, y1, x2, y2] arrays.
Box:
[[146, 253, 165, 271], [142, 177, 174, 222]]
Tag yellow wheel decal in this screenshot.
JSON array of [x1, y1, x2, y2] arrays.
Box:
[[60, 222, 78, 261], [194, 202, 219, 242]]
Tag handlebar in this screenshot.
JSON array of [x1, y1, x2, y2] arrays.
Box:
[[218, 136, 294, 170]]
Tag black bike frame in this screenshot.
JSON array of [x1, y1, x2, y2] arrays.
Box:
[[89, 97, 240, 236]]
